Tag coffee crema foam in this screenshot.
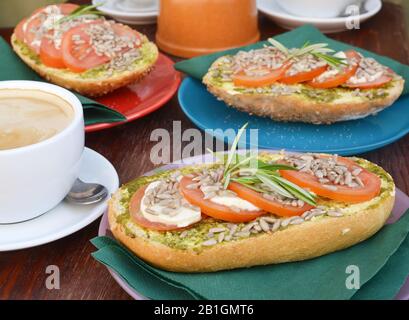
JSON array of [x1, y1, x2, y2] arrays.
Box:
[[0, 89, 74, 150]]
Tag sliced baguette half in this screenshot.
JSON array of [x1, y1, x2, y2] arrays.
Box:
[[108, 155, 395, 272], [203, 56, 405, 124], [11, 34, 159, 97]]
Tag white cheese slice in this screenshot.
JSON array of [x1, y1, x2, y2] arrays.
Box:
[[140, 181, 201, 228], [210, 196, 260, 211]]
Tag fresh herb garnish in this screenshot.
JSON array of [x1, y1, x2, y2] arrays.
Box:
[[268, 38, 347, 69], [208, 123, 317, 206], [56, 3, 106, 25]]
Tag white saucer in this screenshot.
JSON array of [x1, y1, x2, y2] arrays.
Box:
[[258, 0, 382, 33], [93, 0, 158, 25], [0, 147, 119, 252]]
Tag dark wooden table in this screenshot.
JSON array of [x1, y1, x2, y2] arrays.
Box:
[[1, 1, 409, 300]]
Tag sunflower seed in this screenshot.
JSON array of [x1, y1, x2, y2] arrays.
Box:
[[259, 219, 270, 232], [145, 208, 158, 215], [234, 231, 251, 238], [253, 224, 262, 232], [203, 192, 217, 200], [301, 211, 311, 219], [260, 216, 277, 224], [201, 186, 220, 193], [155, 193, 173, 200], [202, 239, 218, 246], [218, 233, 225, 243], [241, 222, 258, 233], [327, 210, 343, 217], [280, 217, 294, 227], [354, 176, 365, 187], [290, 217, 305, 225], [271, 220, 281, 232], [209, 227, 226, 233], [352, 168, 362, 176], [228, 224, 238, 236], [157, 199, 174, 206]]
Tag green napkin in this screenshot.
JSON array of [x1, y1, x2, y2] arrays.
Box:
[[175, 25, 409, 95], [91, 209, 409, 300], [0, 37, 126, 126]]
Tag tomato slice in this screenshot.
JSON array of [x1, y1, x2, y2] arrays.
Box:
[[232, 62, 292, 87], [112, 23, 142, 45], [308, 51, 361, 89], [280, 65, 328, 84], [279, 156, 381, 203], [61, 22, 111, 73], [23, 4, 79, 54], [180, 177, 265, 223], [40, 30, 66, 68], [228, 182, 314, 217], [346, 75, 392, 89], [61, 22, 141, 73], [14, 18, 27, 42], [129, 185, 183, 231]]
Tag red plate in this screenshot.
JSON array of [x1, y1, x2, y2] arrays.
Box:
[[86, 53, 181, 132]]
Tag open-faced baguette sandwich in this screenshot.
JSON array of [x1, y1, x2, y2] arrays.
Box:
[[11, 3, 158, 97], [109, 127, 395, 272], [203, 39, 404, 124]]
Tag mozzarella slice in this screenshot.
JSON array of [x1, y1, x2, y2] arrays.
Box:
[[210, 196, 260, 211], [140, 181, 201, 228]]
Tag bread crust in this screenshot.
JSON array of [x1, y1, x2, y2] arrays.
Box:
[[203, 64, 404, 125], [11, 34, 158, 97], [108, 185, 395, 273]]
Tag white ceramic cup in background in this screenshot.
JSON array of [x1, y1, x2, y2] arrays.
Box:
[[0, 81, 84, 224], [275, 0, 364, 19], [116, 0, 158, 12]]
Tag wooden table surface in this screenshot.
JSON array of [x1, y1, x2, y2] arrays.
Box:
[[1, 1, 409, 300]]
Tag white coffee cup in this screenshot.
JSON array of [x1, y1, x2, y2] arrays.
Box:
[[275, 0, 364, 19], [116, 0, 158, 12], [0, 81, 84, 224]]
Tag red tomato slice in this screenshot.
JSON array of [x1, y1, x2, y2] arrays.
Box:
[[279, 156, 381, 203], [61, 22, 141, 73], [112, 23, 142, 46], [346, 75, 392, 89], [61, 22, 111, 73], [308, 51, 361, 89], [180, 177, 266, 222], [227, 182, 314, 217], [14, 18, 27, 42], [280, 65, 328, 84], [40, 30, 66, 68], [23, 4, 79, 54], [232, 62, 292, 87], [129, 185, 183, 231]]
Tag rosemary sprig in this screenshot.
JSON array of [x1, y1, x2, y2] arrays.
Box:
[[312, 52, 347, 69], [213, 123, 317, 206], [268, 38, 347, 68], [56, 3, 106, 25]]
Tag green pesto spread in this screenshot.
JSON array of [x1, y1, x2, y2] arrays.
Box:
[[114, 154, 394, 252]]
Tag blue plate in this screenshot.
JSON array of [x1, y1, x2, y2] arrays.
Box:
[[178, 77, 409, 155]]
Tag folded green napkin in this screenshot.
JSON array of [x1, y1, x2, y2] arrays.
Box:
[[175, 25, 409, 95], [0, 37, 125, 126], [91, 209, 409, 300]]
